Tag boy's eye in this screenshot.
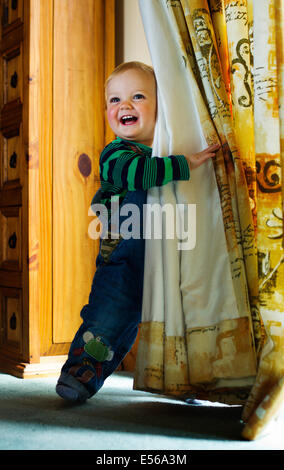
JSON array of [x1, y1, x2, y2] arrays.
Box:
[[133, 94, 145, 100], [110, 97, 120, 103]]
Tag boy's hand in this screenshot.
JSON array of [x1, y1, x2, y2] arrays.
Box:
[[186, 143, 220, 170]]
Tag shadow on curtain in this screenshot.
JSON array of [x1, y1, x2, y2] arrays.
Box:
[[134, 0, 284, 440]]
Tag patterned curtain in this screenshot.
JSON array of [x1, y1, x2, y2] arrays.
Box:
[[135, 0, 284, 440]]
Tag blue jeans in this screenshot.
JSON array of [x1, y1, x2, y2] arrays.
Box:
[[58, 189, 147, 398]]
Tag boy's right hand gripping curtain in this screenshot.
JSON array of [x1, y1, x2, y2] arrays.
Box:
[[134, 0, 284, 441]]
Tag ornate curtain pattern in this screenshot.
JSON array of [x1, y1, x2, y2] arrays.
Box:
[[134, 0, 284, 440]]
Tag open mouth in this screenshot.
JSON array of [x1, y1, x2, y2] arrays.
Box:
[[120, 115, 138, 125]]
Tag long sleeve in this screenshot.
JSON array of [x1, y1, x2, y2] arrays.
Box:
[[100, 139, 190, 192]]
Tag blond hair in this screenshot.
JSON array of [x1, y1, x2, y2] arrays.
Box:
[[105, 61, 156, 99]]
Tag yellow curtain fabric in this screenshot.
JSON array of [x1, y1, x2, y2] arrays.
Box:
[[135, 0, 284, 440]]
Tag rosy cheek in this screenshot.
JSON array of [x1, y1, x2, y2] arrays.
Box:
[[107, 107, 117, 124]]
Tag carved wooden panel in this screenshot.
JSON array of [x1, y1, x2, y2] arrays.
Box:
[[0, 205, 21, 271], [1, 0, 23, 28], [0, 286, 22, 356], [0, 0, 24, 365]]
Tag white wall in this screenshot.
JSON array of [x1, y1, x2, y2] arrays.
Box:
[[115, 0, 152, 66]]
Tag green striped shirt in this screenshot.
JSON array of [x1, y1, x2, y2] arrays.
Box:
[[94, 137, 190, 209]]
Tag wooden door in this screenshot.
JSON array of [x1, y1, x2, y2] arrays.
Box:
[[39, 0, 115, 357]]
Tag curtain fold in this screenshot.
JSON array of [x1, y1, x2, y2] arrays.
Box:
[[135, 0, 284, 440]]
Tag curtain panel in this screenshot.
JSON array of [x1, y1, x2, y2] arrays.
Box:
[[135, 0, 284, 440]]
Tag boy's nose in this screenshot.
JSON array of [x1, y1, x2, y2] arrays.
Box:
[[120, 100, 133, 109]]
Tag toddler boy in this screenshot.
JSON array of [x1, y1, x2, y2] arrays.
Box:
[[56, 61, 219, 402]]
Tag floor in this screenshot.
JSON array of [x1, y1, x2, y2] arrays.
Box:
[[0, 371, 283, 451]]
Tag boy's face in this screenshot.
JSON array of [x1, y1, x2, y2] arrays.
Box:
[[106, 69, 157, 147]]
